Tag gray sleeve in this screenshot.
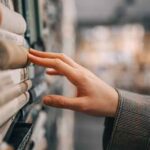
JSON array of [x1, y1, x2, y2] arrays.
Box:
[[105, 89, 150, 150]]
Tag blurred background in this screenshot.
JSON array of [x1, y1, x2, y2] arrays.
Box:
[[59, 0, 150, 150]]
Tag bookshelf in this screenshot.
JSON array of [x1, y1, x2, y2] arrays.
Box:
[[0, 0, 62, 149]]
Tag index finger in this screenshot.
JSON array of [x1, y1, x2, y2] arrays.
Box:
[[28, 53, 79, 84], [29, 49, 78, 67]]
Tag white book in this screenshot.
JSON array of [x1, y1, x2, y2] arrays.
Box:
[[0, 117, 15, 142], [0, 80, 32, 106], [0, 0, 14, 10], [0, 92, 30, 127], [0, 3, 26, 34], [6, 0, 14, 10], [0, 40, 29, 70], [28, 112, 48, 150], [0, 28, 25, 46], [0, 68, 29, 90]]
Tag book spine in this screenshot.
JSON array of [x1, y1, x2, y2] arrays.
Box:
[[27, 112, 47, 150], [0, 3, 26, 34], [0, 1, 6, 6], [0, 92, 30, 127], [34, 0, 43, 40], [22, 0, 37, 44], [0, 0, 14, 10], [13, 0, 23, 15], [0, 40, 29, 70], [17, 127, 32, 150], [0, 80, 32, 106], [25, 104, 42, 124], [5, 0, 14, 10], [0, 68, 29, 89], [0, 29, 25, 45]]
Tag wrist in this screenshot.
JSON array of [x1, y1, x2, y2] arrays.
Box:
[[107, 88, 119, 117]]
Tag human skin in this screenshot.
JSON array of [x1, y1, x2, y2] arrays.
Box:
[[28, 49, 119, 117]]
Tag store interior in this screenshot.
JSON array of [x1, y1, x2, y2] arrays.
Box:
[[0, 0, 150, 150]]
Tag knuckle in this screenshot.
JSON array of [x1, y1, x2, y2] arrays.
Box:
[[77, 70, 87, 82], [54, 59, 61, 66], [60, 53, 66, 59]]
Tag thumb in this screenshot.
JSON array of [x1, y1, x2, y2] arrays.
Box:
[[43, 95, 83, 111]]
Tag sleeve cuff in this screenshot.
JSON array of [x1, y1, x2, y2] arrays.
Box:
[[103, 89, 150, 150]]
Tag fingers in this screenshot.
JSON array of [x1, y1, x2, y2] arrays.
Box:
[[46, 69, 63, 75], [28, 53, 58, 68], [29, 49, 78, 67], [28, 53, 78, 83], [43, 95, 84, 111]]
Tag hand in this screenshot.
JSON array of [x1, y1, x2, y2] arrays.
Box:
[[28, 49, 118, 117]]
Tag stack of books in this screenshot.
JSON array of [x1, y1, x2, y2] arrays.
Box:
[[0, 1, 32, 146], [0, 0, 63, 149]]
